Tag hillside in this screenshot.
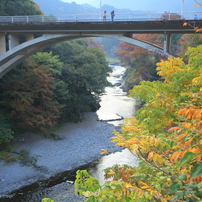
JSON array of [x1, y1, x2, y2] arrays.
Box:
[[33, 0, 149, 16], [33, 0, 201, 16]]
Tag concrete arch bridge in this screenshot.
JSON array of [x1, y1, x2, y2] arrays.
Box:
[[0, 17, 199, 78]]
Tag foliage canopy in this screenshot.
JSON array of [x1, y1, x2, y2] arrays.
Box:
[[75, 45, 202, 201]]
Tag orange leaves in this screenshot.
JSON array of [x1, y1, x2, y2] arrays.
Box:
[[184, 137, 194, 148], [170, 151, 184, 163], [192, 175, 202, 184], [186, 175, 202, 184], [167, 126, 181, 132], [178, 107, 202, 120], [195, 28, 202, 33], [176, 132, 188, 142], [183, 22, 188, 26], [181, 122, 192, 129], [194, 3, 199, 7]]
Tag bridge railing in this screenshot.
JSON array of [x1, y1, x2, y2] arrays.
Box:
[[0, 12, 201, 23]]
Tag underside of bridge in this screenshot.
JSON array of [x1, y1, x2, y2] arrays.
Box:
[[0, 32, 175, 78]]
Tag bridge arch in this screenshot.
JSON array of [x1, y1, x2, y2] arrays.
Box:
[[0, 33, 174, 78]]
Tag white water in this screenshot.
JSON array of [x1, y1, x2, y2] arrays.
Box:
[[92, 65, 139, 185]]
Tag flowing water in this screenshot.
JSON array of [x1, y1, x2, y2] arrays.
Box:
[[0, 65, 139, 201], [91, 65, 139, 184]]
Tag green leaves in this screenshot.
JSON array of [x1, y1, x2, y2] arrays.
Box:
[[0, 0, 42, 16], [73, 45, 202, 202], [177, 152, 195, 168], [41, 198, 54, 202], [190, 164, 202, 180], [0, 113, 14, 145], [74, 170, 101, 196]]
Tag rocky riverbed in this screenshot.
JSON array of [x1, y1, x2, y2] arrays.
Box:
[[0, 65, 137, 202], [0, 112, 123, 202]]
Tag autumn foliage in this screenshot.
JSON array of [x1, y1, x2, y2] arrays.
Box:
[[115, 34, 163, 90], [75, 45, 202, 201]]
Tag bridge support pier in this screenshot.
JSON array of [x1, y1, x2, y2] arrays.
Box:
[[0, 34, 6, 55], [8, 33, 19, 50], [163, 32, 171, 53], [26, 33, 34, 41]]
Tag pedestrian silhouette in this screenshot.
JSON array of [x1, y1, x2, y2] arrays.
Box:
[[194, 15, 198, 20], [111, 10, 115, 21], [103, 10, 106, 21]]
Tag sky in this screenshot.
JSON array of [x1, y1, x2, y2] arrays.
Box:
[[61, 0, 201, 12]]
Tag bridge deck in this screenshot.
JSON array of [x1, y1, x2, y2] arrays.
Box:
[[0, 20, 200, 34]]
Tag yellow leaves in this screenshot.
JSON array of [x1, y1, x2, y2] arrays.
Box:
[[192, 75, 202, 86], [82, 191, 94, 197], [153, 153, 163, 164], [99, 149, 110, 155], [156, 57, 184, 82], [139, 181, 150, 190], [130, 144, 139, 151], [107, 169, 116, 176], [148, 151, 154, 160], [122, 126, 133, 132], [124, 183, 132, 188], [147, 151, 163, 164]]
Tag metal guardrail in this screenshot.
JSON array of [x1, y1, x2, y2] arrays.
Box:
[[0, 12, 201, 23]]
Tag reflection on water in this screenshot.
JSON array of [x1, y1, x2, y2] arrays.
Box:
[[90, 149, 139, 185], [94, 65, 138, 184], [96, 66, 136, 125]]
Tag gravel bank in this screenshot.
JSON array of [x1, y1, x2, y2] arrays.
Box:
[[0, 112, 121, 201]]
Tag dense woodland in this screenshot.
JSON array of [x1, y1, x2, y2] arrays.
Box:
[[0, 1, 202, 201], [0, 0, 112, 146]]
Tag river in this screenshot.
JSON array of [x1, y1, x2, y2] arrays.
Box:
[[91, 65, 139, 184], [0, 65, 139, 202]]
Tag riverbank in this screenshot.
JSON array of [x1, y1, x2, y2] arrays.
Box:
[[0, 65, 137, 202], [0, 112, 122, 201]]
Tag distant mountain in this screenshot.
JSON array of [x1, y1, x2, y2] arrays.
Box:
[[33, 0, 201, 20], [33, 0, 98, 15], [33, 0, 148, 16], [98, 0, 201, 13]]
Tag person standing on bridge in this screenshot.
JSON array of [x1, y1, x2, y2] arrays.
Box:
[[111, 10, 115, 21], [194, 15, 198, 20], [103, 10, 106, 21]]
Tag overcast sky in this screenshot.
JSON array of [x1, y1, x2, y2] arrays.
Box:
[[61, 0, 200, 12]]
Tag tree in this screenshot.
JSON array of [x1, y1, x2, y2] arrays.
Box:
[[0, 39, 111, 132], [0, 53, 60, 131], [0, 114, 14, 146], [115, 34, 163, 90], [179, 34, 202, 59], [0, 0, 42, 16], [84, 38, 105, 53], [42, 40, 112, 122], [75, 45, 202, 201]]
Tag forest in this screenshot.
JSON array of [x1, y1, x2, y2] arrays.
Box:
[[0, 0, 112, 147], [0, 1, 201, 201]]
